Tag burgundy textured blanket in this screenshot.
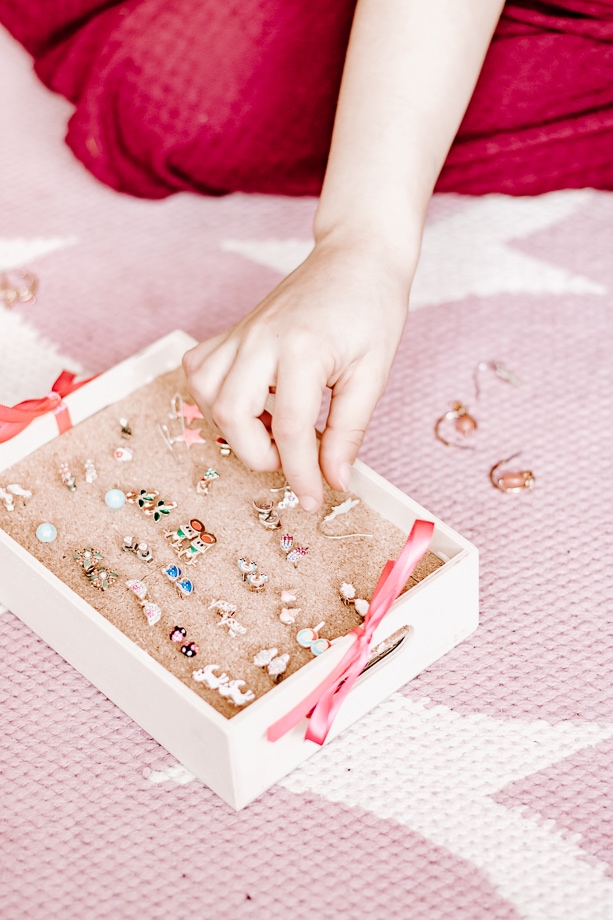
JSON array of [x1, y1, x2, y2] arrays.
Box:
[[0, 0, 612, 197]]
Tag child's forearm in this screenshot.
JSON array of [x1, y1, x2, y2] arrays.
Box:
[[314, 0, 505, 269]]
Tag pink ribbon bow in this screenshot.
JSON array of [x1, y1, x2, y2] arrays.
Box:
[[267, 518, 435, 745], [0, 371, 95, 443]]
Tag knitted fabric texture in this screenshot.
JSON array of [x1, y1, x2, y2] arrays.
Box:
[[1, 25, 612, 920]]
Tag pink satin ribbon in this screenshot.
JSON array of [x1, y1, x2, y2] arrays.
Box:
[[267, 518, 435, 745], [0, 371, 96, 443]]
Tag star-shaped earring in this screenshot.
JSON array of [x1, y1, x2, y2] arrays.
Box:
[[175, 426, 206, 447], [182, 402, 204, 424]]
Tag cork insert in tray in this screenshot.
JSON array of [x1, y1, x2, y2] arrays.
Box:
[[0, 368, 442, 717]]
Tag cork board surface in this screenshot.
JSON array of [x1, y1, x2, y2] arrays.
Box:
[[0, 368, 443, 718]]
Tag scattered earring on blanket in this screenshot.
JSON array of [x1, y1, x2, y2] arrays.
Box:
[[489, 454, 535, 493], [434, 401, 478, 449], [0, 269, 38, 308], [473, 360, 521, 401], [296, 622, 331, 655], [119, 418, 132, 439]]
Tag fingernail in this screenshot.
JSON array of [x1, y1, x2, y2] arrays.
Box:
[[300, 495, 318, 513], [339, 462, 353, 492]]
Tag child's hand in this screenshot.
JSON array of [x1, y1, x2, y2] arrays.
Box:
[[182, 239, 413, 511]]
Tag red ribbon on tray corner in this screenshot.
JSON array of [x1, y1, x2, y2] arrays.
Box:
[[267, 518, 435, 746], [0, 371, 96, 443]]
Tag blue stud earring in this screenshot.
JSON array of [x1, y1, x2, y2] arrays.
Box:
[[163, 563, 195, 598]]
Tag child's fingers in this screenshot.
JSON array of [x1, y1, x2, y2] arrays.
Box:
[[319, 363, 387, 491], [209, 349, 280, 473], [183, 336, 237, 412], [272, 357, 328, 511]]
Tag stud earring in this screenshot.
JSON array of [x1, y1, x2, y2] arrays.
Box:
[[193, 664, 230, 690], [192, 666, 254, 705], [74, 546, 103, 575], [0, 483, 32, 512], [254, 648, 290, 681], [84, 459, 98, 484], [122, 536, 153, 563], [126, 578, 162, 625], [119, 418, 132, 439], [84, 561, 118, 591], [168, 625, 198, 657], [218, 616, 247, 637], [166, 520, 216, 565], [114, 446, 133, 462], [216, 437, 232, 457], [339, 582, 370, 618], [296, 622, 331, 655], [237, 558, 258, 581], [59, 462, 77, 491], [208, 599, 238, 617], [272, 486, 299, 510], [279, 589, 300, 625], [196, 468, 219, 495], [105, 489, 127, 510], [208, 600, 246, 636], [217, 679, 255, 706], [36, 522, 57, 543], [246, 571, 268, 592], [253, 498, 281, 530], [489, 454, 535, 493], [163, 563, 195, 598]]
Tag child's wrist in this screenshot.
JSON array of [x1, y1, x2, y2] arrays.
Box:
[[312, 214, 421, 290]]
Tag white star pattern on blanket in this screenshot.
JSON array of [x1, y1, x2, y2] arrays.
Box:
[[222, 190, 606, 307]]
